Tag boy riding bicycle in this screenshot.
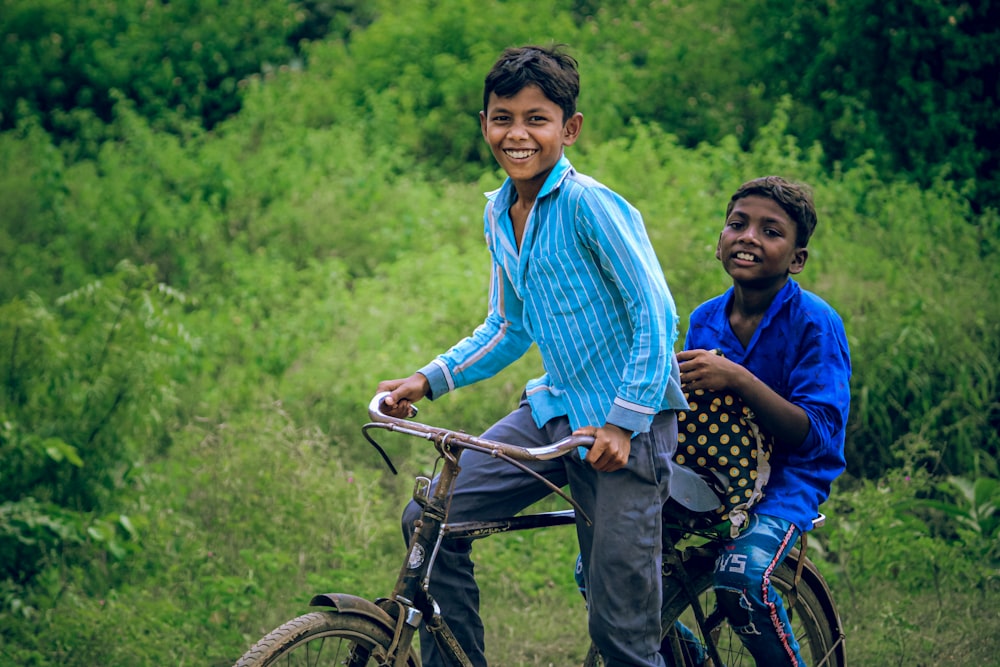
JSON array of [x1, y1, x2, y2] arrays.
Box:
[[377, 44, 711, 666]]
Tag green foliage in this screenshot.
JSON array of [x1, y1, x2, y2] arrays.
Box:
[[5, 0, 994, 206], [0, 262, 191, 587], [0, 0, 342, 139], [0, 498, 80, 586], [825, 470, 997, 594], [905, 474, 1000, 546], [0, 107, 218, 301], [822, 470, 1000, 664], [0, 402, 405, 666], [0, 118, 80, 302], [295, 0, 583, 179], [820, 171, 1000, 477], [0, 262, 192, 508], [569, 0, 772, 150], [736, 0, 1000, 208]]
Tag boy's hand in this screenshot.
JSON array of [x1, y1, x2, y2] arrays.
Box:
[[376, 373, 430, 418], [677, 348, 742, 393], [576, 423, 632, 472]]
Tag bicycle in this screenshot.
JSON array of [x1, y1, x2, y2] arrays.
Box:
[[233, 392, 846, 666]]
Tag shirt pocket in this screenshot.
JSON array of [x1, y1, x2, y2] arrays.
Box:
[[529, 248, 602, 317]]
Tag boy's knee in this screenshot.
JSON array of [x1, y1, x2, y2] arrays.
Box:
[[715, 585, 756, 632]]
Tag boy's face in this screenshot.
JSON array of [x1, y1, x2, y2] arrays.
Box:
[[480, 84, 582, 189], [716, 195, 807, 287]]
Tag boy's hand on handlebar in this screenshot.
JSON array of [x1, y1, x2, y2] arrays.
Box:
[[576, 423, 632, 472], [377, 373, 430, 418]]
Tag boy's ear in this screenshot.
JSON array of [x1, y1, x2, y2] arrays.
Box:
[[480, 110, 488, 139], [789, 247, 808, 274], [714, 233, 723, 261], [562, 112, 583, 146]]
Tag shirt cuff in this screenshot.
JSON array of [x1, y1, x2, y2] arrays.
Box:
[[417, 360, 451, 400], [606, 402, 654, 434]]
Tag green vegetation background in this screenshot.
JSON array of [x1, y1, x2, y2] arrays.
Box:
[[1, 0, 998, 664]]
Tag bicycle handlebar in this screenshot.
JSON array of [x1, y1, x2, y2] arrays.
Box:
[[366, 391, 595, 461]]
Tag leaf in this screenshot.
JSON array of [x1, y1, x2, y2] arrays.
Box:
[[118, 514, 138, 540], [973, 477, 1000, 511], [106, 540, 127, 560], [42, 438, 84, 467]]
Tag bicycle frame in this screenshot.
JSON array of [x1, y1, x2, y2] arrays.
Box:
[[350, 392, 593, 667]]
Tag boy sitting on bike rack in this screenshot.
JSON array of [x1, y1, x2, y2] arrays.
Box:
[[377, 44, 716, 667], [675, 176, 852, 665]]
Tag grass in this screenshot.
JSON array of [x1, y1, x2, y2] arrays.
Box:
[[837, 582, 1000, 665], [476, 517, 593, 665]]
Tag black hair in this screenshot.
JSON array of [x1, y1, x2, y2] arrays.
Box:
[[483, 44, 579, 122], [726, 176, 818, 247]]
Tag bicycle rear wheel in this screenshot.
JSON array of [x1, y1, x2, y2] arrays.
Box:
[[659, 552, 845, 667], [582, 551, 844, 666], [233, 611, 420, 667]]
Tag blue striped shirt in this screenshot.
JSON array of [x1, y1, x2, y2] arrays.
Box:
[[419, 156, 687, 434]]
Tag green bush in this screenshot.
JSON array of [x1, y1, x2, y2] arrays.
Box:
[[0, 0, 334, 138], [822, 469, 1000, 664], [0, 263, 191, 588]]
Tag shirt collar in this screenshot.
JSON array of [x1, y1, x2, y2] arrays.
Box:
[[724, 278, 799, 314], [484, 155, 573, 207], [718, 279, 800, 353]]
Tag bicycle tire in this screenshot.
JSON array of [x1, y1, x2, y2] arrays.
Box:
[[233, 611, 420, 667], [583, 555, 844, 666]]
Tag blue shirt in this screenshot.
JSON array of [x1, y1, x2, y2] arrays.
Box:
[[684, 279, 852, 532], [419, 156, 687, 434]]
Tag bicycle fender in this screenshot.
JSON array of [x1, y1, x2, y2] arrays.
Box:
[[309, 593, 396, 629], [784, 547, 847, 663]]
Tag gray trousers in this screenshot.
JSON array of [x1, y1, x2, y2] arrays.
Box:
[[401, 400, 685, 667]]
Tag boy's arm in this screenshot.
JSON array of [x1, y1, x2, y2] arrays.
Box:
[[677, 349, 810, 449], [782, 317, 852, 455], [417, 259, 533, 400], [579, 188, 677, 433], [678, 311, 851, 452]]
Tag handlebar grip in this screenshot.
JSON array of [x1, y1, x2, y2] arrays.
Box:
[[370, 391, 418, 420]]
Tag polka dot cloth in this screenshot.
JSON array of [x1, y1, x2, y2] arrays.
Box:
[[675, 389, 773, 529]]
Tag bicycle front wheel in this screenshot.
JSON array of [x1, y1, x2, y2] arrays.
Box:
[[233, 611, 420, 667]]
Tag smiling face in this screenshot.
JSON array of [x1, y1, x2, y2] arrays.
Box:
[[480, 83, 582, 195], [716, 194, 808, 289]]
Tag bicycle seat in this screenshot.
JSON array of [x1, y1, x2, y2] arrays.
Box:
[[665, 458, 724, 512]]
